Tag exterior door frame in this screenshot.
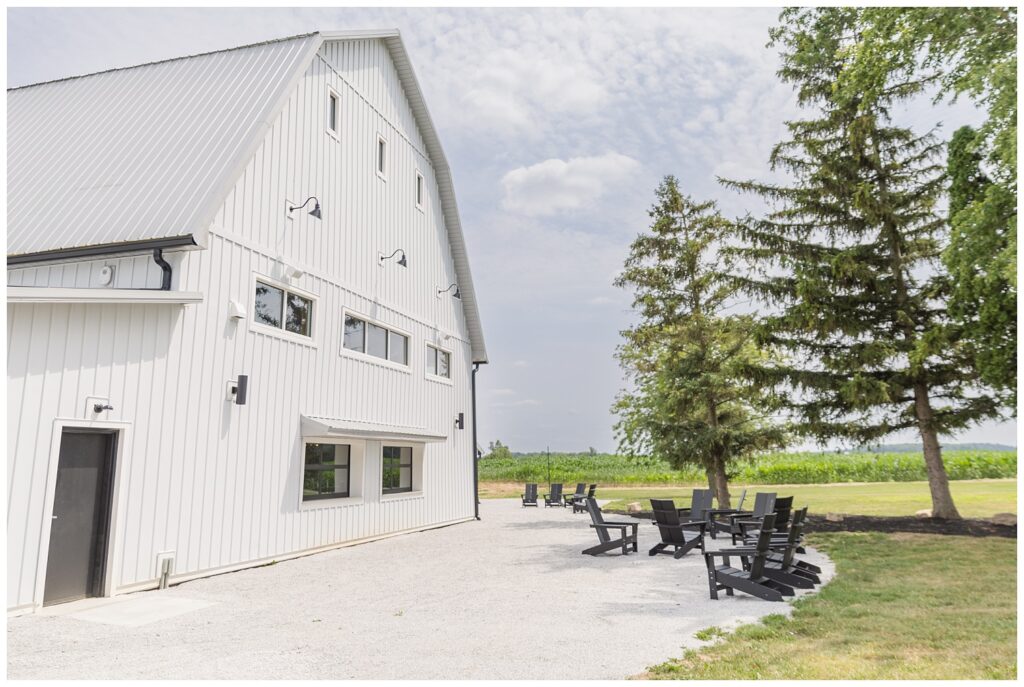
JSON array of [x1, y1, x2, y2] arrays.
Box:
[[32, 417, 131, 611]]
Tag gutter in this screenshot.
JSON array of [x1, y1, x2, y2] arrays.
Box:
[[471, 362, 483, 520]]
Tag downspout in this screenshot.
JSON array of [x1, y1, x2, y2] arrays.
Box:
[[471, 362, 481, 520], [152, 249, 172, 291]]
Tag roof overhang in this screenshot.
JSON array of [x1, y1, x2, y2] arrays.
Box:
[[8, 286, 204, 304], [301, 415, 447, 443], [7, 234, 200, 266]]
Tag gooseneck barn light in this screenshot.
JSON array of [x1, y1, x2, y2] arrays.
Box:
[[438, 282, 461, 299], [380, 248, 408, 268], [289, 196, 322, 219]]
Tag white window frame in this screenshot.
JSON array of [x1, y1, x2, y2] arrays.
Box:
[[415, 170, 425, 211], [425, 342, 453, 385], [339, 308, 412, 373], [249, 273, 318, 347], [298, 437, 366, 510], [376, 134, 388, 181], [379, 442, 425, 501], [326, 87, 341, 140]]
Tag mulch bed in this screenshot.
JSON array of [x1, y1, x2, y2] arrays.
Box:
[[612, 510, 1016, 538]]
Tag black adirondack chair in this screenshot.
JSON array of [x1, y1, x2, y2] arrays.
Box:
[[745, 509, 819, 589], [732, 495, 794, 544], [703, 514, 795, 601], [572, 484, 598, 513], [709, 492, 776, 539], [582, 498, 638, 556], [679, 489, 714, 531], [521, 483, 538, 507], [734, 488, 748, 511], [564, 483, 586, 507], [543, 483, 563, 507], [648, 499, 706, 558], [759, 508, 823, 577]]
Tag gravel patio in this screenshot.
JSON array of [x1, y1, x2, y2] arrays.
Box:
[[8, 499, 832, 679]]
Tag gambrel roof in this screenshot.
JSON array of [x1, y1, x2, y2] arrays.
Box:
[[7, 30, 487, 363]]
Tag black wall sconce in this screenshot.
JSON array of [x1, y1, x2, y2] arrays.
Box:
[[380, 248, 408, 268], [230, 375, 249, 405], [438, 283, 460, 299], [289, 196, 322, 219], [456, 412, 465, 430]]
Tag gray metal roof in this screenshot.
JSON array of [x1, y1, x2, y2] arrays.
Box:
[[8, 30, 487, 363], [8, 33, 322, 260]]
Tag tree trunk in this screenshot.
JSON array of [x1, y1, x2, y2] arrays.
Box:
[[914, 382, 961, 519], [711, 454, 731, 509], [705, 466, 717, 496]]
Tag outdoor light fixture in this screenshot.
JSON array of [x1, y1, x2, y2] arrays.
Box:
[[289, 196, 322, 220], [380, 248, 408, 268], [438, 283, 461, 299]]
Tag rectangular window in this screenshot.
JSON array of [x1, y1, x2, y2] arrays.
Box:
[[254, 279, 314, 339], [416, 172, 424, 208], [303, 443, 351, 500], [426, 345, 451, 379], [254, 281, 284, 329], [327, 90, 339, 135], [382, 446, 413, 494], [342, 313, 410, 367], [367, 322, 388, 359], [377, 136, 387, 177], [389, 331, 408, 365], [343, 315, 365, 353]]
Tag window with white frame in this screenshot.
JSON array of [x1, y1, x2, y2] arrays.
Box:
[[376, 135, 387, 178], [303, 442, 351, 500], [381, 445, 413, 494], [426, 344, 451, 379], [254, 279, 313, 337], [327, 89, 339, 136], [415, 171, 424, 209], [343, 314, 408, 365]]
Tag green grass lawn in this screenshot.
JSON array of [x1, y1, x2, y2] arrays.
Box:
[[581, 479, 1015, 518], [641, 532, 1017, 679]]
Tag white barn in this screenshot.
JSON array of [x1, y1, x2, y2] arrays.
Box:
[[7, 30, 487, 614]]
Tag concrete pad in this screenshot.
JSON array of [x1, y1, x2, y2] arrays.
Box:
[[7, 499, 833, 679], [65, 596, 216, 627]]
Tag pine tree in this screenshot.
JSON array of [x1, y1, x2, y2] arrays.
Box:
[[613, 176, 785, 508], [723, 8, 1000, 519]]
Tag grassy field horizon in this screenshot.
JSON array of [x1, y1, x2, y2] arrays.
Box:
[[481, 479, 1017, 519]]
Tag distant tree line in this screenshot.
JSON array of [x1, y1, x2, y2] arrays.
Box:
[[613, 7, 1016, 519]]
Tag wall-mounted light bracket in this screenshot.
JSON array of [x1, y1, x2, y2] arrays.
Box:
[[227, 375, 249, 405]]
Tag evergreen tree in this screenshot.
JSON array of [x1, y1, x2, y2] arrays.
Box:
[[836, 7, 1017, 410], [723, 8, 999, 519], [613, 177, 785, 508]]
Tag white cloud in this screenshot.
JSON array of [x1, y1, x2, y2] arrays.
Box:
[[501, 153, 641, 216]]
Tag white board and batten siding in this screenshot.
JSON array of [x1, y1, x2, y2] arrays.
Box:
[[7, 33, 485, 613]]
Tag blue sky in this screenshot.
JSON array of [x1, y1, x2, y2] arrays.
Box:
[[8, 7, 1017, 451]]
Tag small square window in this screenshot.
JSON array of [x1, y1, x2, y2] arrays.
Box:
[[303, 443, 351, 500], [426, 345, 451, 379]]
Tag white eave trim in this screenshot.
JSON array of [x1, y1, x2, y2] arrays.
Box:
[[301, 415, 447, 443], [8, 287, 204, 304]]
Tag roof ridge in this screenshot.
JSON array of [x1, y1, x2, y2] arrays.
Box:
[[7, 31, 320, 92]]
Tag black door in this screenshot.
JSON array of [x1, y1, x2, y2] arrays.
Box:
[[43, 430, 116, 606]]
